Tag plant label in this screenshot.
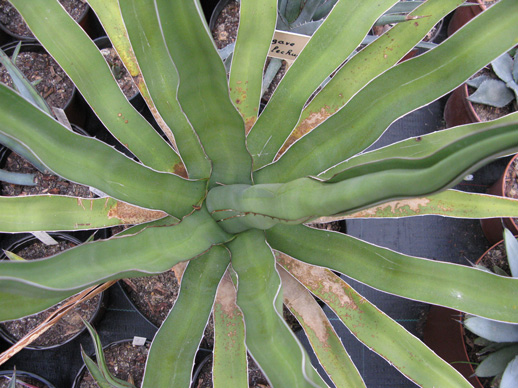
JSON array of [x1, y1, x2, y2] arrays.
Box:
[[269, 30, 310, 62]]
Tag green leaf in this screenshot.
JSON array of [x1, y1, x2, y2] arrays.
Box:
[[464, 316, 518, 343], [155, 0, 252, 186], [319, 111, 518, 179], [278, 265, 366, 388], [248, 0, 399, 169], [328, 190, 518, 220], [228, 229, 328, 388], [476, 344, 518, 378], [505, 228, 518, 277], [0, 290, 76, 321], [0, 170, 35, 186], [213, 271, 248, 388], [0, 196, 167, 233], [118, 0, 210, 179], [467, 79, 514, 108], [142, 246, 230, 388], [8, 0, 181, 173], [501, 356, 518, 388], [257, 0, 518, 182], [0, 44, 51, 115], [83, 321, 136, 388], [267, 224, 518, 323], [0, 84, 206, 217], [278, 255, 473, 388], [228, 0, 277, 133], [209, 119, 518, 232], [0, 208, 230, 309]]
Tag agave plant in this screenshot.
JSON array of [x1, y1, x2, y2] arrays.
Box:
[[1, 1, 518, 387]]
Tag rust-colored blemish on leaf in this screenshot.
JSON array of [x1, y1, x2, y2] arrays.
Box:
[[77, 198, 85, 210], [276, 253, 357, 310], [348, 197, 432, 218], [107, 202, 167, 224], [279, 266, 331, 345], [245, 116, 256, 135], [215, 272, 241, 317], [276, 107, 332, 159], [173, 162, 188, 178]]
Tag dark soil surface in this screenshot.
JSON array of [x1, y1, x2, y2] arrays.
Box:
[[120, 270, 216, 348], [194, 354, 270, 388], [0, 50, 75, 109], [1, 152, 94, 197], [0, 239, 101, 348], [77, 341, 150, 388], [99, 47, 139, 99], [0, 0, 88, 38], [0, 374, 51, 388]]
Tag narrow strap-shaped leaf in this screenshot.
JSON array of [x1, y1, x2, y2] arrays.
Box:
[[155, 0, 252, 186], [87, 0, 180, 162], [267, 224, 518, 323], [118, 0, 211, 179], [142, 246, 230, 388], [209, 120, 518, 232], [80, 350, 118, 388], [83, 321, 136, 388], [247, 0, 399, 169], [320, 112, 518, 179], [278, 0, 464, 157], [213, 271, 247, 388], [0, 195, 167, 233], [278, 264, 366, 388], [316, 190, 518, 221], [277, 254, 472, 388], [8, 0, 181, 173], [0, 84, 205, 217], [0, 208, 230, 302], [257, 0, 518, 182], [0, 291, 77, 322], [228, 229, 328, 388], [228, 0, 277, 133]]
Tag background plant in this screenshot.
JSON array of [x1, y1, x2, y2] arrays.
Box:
[[463, 228, 518, 388], [0, 1, 518, 387], [467, 49, 518, 109]]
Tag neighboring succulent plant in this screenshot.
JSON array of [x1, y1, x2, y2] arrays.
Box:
[[467, 49, 518, 109], [0, 1, 518, 388], [464, 228, 518, 388]]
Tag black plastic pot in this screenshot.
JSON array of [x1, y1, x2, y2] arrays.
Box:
[[0, 0, 91, 42], [92, 36, 145, 112], [0, 41, 86, 126], [0, 232, 107, 350], [0, 370, 56, 388]]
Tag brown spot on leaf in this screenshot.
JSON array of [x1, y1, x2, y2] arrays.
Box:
[[107, 202, 167, 224], [173, 163, 188, 178], [276, 107, 332, 159]]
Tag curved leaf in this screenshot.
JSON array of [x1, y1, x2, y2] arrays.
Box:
[[0, 208, 230, 303], [464, 316, 518, 343], [279, 0, 464, 156], [9, 0, 181, 173], [278, 254, 472, 388], [476, 344, 518, 378], [267, 224, 518, 323], [142, 246, 230, 388], [278, 265, 366, 388], [155, 0, 252, 186], [0, 195, 166, 233], [0, 84, 206, 217], [229, 0, 277, 132], [501, 356, 518, 388], [208, 120, 518, 231], [118, 0, 210, 179], [228, 229, 328, 388], [213, 271, 247, 388], [314, 190, 518, 220], [248, 0, 399, 169], [256, 0, 518, 182]]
